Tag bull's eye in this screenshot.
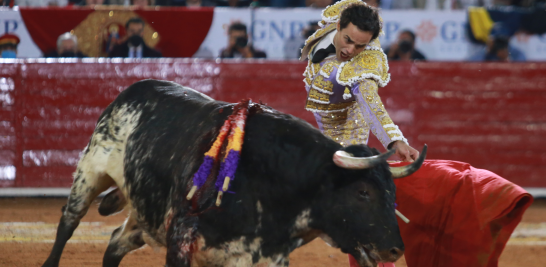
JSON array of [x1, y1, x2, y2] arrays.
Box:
[[359, 190, 369, 199]]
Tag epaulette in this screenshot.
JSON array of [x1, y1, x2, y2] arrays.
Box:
[[336, 38, 390, 88]]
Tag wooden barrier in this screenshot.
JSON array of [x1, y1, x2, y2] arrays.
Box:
[[1, 59, 545, 188]]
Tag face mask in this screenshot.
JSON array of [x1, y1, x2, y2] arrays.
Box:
[[128, 35, 143, 47], [398, 40, 413, 53], [1, 50, 16, 58], [60, 51, 76, 57]]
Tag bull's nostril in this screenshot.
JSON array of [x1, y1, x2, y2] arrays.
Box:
[[390, 247, 402, 257]]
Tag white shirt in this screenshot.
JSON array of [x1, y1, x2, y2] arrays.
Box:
[[311, 30, 337, 59]]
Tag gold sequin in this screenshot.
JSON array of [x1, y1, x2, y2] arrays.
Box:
[[318, 103, 370, 146]]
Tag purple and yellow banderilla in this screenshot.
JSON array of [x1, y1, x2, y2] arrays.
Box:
[[186, 102, 249, 207], [214, 108, 247, 206], [186, 119, 231, 201]]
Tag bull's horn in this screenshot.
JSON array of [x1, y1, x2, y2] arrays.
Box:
[[390, 145, 428, 179], [333, 149, 395, 170]]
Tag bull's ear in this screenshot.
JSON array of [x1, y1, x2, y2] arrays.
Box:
[[390, 145, 427, 179], [333, 149, 395, 170]]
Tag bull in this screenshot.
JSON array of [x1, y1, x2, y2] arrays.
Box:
[[42, 79, 426, 267]]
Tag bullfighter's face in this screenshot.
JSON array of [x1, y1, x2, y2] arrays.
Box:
[[311, 160, 404, 267], [334, 22, 373, 62]]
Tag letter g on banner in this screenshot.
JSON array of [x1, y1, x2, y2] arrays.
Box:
[[441, 21, 459, 43], [252, 20, 266, 41]]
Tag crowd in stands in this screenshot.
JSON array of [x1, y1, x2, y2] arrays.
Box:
[[5, 0, 542, 9], [2, 0, 544, 61]]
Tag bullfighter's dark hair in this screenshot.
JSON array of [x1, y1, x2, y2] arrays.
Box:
[[228, 22, 248, 34], [125, 17, 145, 30], [339, 4, 381, 41]]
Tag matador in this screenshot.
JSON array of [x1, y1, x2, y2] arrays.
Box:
[[300, 1, 532, 267]]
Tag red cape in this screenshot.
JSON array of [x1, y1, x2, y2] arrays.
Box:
[[350, 160, 532, 267]]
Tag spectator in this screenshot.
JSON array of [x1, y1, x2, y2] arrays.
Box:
[[44, 32, 87, 58], [15, 0, 68, 6], [303, 21, 321, 39], [220, 22, 266, 59], [269, 0, 305, 7], [131, 0, 152, 5], [468, 35, 526, 62], [385, 29, 426, 61], [186, 0, 216, 6], [216, 0, 252, 6], [0, 33, 19, 58], [77, 0, 107, 5], [306, 0, 333, 7], [155, 0, 215, 5], [109, 0, 127, 5], [299, 21, 321, 58], [109, 17, 162, 58]]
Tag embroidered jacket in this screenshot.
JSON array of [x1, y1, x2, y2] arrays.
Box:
[[300, 0, 407, 148]]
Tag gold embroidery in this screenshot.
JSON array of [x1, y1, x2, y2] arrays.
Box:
[[318, 103, 370, 146], [312, 75, 334, 92], [338, 50, 389, 86], [305, 100, 354, 112], [304, 59, 317, 86], [357, 79, 399, 141], [304, 23, 336, 46], [304, 75, 312, 87], [320, 60, 336, 77], [308, 88, 330, 103], [311, 62, 321, 76]]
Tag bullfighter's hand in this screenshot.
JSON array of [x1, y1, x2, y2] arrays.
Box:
[[391, 141, 419, 162]]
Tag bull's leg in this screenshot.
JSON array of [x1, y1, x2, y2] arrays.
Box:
[[99, 187, 127, 216], [42, 167, 115, 267], [166, 216, 199, 267], [103, 211, 145, 267]]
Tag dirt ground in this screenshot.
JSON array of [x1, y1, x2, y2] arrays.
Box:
[[0, 198, 545, 267]]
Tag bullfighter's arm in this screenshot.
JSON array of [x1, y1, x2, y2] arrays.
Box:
[[351, 78, 408, 149]]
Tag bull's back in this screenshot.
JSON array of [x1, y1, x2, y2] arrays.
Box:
[[108, 80, 231, 231]]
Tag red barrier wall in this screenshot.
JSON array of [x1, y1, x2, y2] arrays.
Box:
[[1, 59, 545, 188]]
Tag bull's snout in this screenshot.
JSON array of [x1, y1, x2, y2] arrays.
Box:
[[356, 243, 405, 267], [371, 246, 404, 263]]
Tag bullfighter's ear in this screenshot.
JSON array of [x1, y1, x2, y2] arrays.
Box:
[[333, 149, 395, 170]]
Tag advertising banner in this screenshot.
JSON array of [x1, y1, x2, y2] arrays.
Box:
[[0, 8, 42, 58]]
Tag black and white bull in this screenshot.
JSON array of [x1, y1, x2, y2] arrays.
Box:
[[42, 79, 426, 267]]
